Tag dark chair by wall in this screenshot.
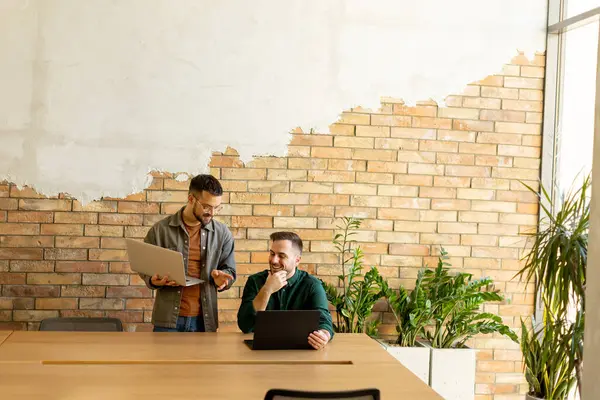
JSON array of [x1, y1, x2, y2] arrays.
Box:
[[39, 317, 123, 332], [264, 389, 380, 400]]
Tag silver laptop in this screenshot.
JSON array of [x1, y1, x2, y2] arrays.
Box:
[[125, 239, 203, 287]]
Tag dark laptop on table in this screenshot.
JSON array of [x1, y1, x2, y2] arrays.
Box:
[[244, 310, 320, 350]]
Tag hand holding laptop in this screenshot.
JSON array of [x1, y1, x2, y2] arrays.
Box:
[[150, 274, 179, 287]]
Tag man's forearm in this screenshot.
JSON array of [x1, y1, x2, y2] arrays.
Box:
[[252, 286, 272, 312]]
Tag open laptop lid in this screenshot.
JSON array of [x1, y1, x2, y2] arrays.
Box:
[[249, 310, 321, 350], [125, 239, 203, 286]]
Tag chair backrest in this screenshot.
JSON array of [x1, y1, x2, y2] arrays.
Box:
[[264, 389, 380, 400], [39, 317, 123, 332]]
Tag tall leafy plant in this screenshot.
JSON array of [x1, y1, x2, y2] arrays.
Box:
[[320, 217, 386, 334], [423, 249, 518, 348], [516, 175, 589, 398]]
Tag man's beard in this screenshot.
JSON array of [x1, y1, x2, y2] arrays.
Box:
[[193, 204, 212, 225]]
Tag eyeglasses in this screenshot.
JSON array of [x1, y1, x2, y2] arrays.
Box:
[[193, 197, 223, 214]]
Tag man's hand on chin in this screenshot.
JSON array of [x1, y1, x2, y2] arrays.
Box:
[[308, 329, 331, 350]]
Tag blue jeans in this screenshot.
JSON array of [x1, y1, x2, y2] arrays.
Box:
[[153, 316, 205, 332]]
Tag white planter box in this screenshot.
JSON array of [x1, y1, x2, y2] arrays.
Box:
[[376, 339, 430, 384], [427, 344, 476, 400]]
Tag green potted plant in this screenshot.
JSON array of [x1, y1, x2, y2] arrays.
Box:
[[520, 318, 576, 400], [422, 249, 518, 400], [320, 217, 386, 334], [516, 175, 589, 399], [377, 269, 433, 383]]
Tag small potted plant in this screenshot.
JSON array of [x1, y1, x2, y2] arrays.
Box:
[[320, 217, 386, 334], [520, 318, 576, 400], [421, 249, 518, 400]]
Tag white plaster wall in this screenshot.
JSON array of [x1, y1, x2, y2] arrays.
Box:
[[0, 0, 547, 202]]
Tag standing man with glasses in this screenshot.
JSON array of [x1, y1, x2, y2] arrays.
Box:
[[139, 174, 236, 332]]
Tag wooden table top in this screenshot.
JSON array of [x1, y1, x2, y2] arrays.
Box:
[[0, 331, 397, 365], [0, 363, 443, 400], [0, 331, 443, 399]]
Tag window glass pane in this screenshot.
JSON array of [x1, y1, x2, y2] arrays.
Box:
[[556, 21, 598, 199], [566, 0, 600, 19]]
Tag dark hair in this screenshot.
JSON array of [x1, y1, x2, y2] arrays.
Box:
[[189, 174, 223, 196], [270, 231, 303, 254]]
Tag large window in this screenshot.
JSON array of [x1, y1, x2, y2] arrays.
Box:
[[543, 3, 599, 204]]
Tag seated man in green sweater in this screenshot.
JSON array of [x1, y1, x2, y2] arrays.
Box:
[[237, 231, 334, 350]]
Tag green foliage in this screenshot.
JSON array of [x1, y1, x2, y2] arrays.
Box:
[[384, 248, 516, 348], [384, 269, 432, 347], [422, 249, 517, 348], [520, 319, 576, 399], [320, 217, 386, 334], [516, 175, 589, 398]]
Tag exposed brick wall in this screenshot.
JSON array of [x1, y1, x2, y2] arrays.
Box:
[[0, 52, 545, 399]]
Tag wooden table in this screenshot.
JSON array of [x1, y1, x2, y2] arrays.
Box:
[[0, 331, 398, 365], [0, 331, 442, 399]]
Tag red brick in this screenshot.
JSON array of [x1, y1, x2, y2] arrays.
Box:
[[106, 286, 152, 298], [294, 206, 334, 217], [99, 238, 126, 249], [0, 248, 44, 260], [124, 226, 150, 238], [59, 310, 104, 319], [27, 273, 81, 285], [378, 208, 419, 221], [53, 212, 97, 224], [19, 199, 71, 211], [0, 236, 53, 248], [44, 248, 87, 261], [55, 261, 108, 273], [109, 262, 133, 273], [98, 213, 143, 226], [82, 273, 130, 286], [453, 120, 494, 132], [80, 298, 124, 310], [73, 200, 118, 212], [7, 211, 53, 223], [56, 236, 99, 248], [367, 162, 407, 174], [61, 286, 106, 297], [89, 249, 128, 262], [9, 260, 54, 272], [13, 310, 59, 322], [0, 198, 18, 210], [0, 223, 40, 235], [117, 202, 160, 214], [371, 115, 410, 127], [41, 224, 84, 235], [0, 272, 26, 284], [230, 216, 272, 228], [230, 193, 270, 204], [36, 298, 78, 310], [146, 191, 189, 203], [309, 194, 349, 206], [327, 160, 366, 171], [394, 175, 433, 186], [85, 225, 124, 237]]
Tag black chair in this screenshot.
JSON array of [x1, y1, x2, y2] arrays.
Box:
[[264, 389, 380, 400], [39, 317, 123, 332]]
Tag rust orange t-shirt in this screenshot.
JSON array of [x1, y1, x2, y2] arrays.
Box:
[[179, 223, 202, 317]]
